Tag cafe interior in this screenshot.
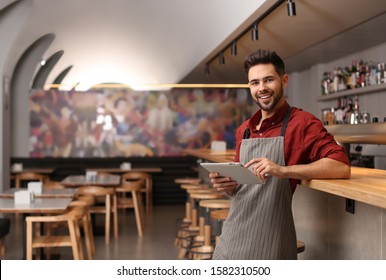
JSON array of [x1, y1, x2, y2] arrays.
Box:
[[1, 0, 386, 260]]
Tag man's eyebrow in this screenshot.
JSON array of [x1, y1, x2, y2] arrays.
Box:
[[249, 75, 275, 82]]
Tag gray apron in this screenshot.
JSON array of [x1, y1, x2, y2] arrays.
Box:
[[213, 107, 297, 259]]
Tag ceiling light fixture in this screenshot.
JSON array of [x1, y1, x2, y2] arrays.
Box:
[[251, 23, 259, 41], [204, 0, 289, 75], [204, 64, 210, 76], [287, 0, 296, 16], [219, 52, 225, 65], [231, 40, 237, 56]]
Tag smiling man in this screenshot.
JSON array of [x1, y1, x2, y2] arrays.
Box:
[[209, 49, 351, 259]]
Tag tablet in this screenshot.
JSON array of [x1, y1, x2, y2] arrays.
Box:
[[200, 162, 265, 184]]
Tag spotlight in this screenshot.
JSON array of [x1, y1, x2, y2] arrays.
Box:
[[204, 64, 210, 76], [231, 40, 237, 56], [251, 23, 258, 41], [287, 0, 296, 16], [219, 52, 225, 65]]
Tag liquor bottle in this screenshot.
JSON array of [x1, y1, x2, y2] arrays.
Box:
[[353, 96, 362, 124], [344, 98, 354, 124], [335, 98, 344, 124], [332, 68, 339, 93], [321, 72, 330, 95], [351, 61, 358, 89]]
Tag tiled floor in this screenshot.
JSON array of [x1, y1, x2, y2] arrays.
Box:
[[1, 204, 185, 260]]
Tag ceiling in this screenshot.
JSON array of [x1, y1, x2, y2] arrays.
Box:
[[10, 0, 386, 90]]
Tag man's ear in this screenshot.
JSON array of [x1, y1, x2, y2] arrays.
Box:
[[282, 74, 289, 88]]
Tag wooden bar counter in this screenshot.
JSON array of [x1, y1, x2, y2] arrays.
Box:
[[185, 149, 386, 209]]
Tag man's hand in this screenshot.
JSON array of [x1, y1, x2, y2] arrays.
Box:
[[244, 157, 285, 181], [209, 172, 238, 194]]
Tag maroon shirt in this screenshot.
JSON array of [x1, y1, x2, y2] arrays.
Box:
[[235, 102, 350, 192]]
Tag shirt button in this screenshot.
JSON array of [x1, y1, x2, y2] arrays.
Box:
[[259, 133, 262, 136], [272, 122, 275, 125]]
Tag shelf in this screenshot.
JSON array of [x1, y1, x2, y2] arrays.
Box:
[[317, 83, 386, 101]]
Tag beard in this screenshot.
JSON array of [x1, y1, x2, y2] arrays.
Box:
[[254, 85, 284, 112]]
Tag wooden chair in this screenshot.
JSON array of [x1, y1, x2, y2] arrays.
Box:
[[26, 208, 86, 260], [43, 180, 66, 189], [115, 179, 145, 237], [14, 172, 47, 189], [76, 186, 118, 245], [120, 172, 153, 213]]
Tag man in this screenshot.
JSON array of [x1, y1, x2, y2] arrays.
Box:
[[210, 49, 350, 259]]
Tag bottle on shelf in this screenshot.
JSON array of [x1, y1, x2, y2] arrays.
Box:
[[352, 96, 362, 124], [335, 98, 344, 124]]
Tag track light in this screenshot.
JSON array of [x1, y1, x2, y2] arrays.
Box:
[[287, 0, 296, 16], [204, 64, 210, 76], [231, 40, 237, 56], [219, 52, 225, 65], [251, 23, 258, 41]]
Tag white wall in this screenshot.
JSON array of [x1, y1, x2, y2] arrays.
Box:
[[0, 0, 31, 189]]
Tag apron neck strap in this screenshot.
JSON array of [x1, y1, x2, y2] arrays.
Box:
[[280, 106, 292, 137]]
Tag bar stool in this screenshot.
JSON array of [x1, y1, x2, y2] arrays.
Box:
[[189, 199, 231, 260], [174, 183, 210, 247], [183, 192, 226, 260], [175, 178, 201, 185], [297, 240, 305, 254], [210, 209, 229, 245]]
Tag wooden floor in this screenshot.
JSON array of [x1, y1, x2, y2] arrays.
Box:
[[0, 204, 185, 260]]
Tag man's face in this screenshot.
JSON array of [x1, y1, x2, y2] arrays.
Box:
[[248, 64, 288, 114]]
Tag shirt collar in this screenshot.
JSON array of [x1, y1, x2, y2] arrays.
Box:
[[248, 102, 290, 131]]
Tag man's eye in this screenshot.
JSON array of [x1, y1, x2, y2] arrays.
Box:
[[249, 81, 259, 86]]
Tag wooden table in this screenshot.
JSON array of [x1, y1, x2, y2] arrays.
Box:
[[60, 174, 121, 188], [86, 167, 162, 173], [0, 188, 76, 199], [183, 149, 236, 163]]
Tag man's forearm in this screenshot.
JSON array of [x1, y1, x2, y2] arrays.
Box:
[[282, 158, 351, 180]]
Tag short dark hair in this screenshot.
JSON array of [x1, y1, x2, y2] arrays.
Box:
[[243, 49, 285, 77]]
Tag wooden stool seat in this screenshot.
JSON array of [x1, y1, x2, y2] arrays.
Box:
[[175, 178, 201, 184], [297, 240, 305, 254], [210, 209, 229, 220], [180, 184, 209, 190], [199, 199, 231, 209], [190, 192, 225, 200]]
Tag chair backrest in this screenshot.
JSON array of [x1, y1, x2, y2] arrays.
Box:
[[43, 180, 66, 189], [76, 186, 114, 196], [121, 172, 150, 185], [16, 172, 47, 181], [15, 172, 48, 188]]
